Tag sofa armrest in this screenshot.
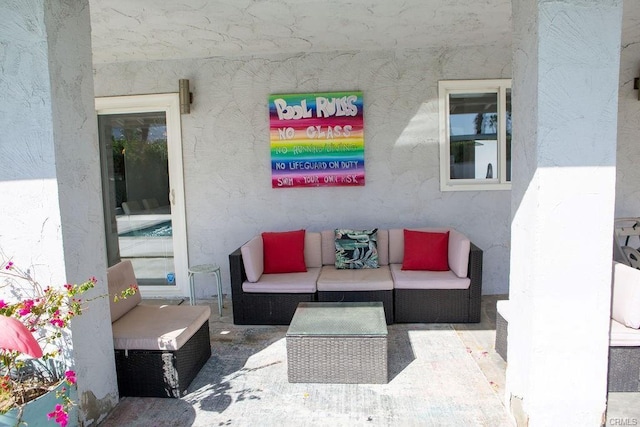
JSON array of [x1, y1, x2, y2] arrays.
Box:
[[468, 242, 484, 322], [229, 246, 247, 324]]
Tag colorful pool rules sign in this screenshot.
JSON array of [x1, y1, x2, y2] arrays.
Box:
[[269, 91, 364, 188]]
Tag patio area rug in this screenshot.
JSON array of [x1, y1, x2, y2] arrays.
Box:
[[101, 324, 514, 426]]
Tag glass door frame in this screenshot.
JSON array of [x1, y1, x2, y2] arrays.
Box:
[[95, 93, 189, 299]]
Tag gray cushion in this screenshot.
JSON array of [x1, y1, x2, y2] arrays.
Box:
[[111, 303, 210, 351], [390, 263, 470, 290], [317, 265, 393, 291], [242, 267, 320, 293]]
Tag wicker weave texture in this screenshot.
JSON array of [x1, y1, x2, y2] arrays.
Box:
[[394, 244, 483, 323], [394, 289, 469, 323], [115, 321, 211, 397], [287, 336, 387, 384], [241, 292, 316, 325], [495, 310, 508, 361], [229, 248, 316, 325], [608, 346, 640, 392], [228, 248, 247, 324], [317, 290, 393, 324]]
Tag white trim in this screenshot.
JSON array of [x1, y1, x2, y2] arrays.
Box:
[[95, 94, 190, 299], [438, 79, 512, 192]]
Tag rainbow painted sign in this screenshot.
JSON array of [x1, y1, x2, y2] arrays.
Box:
[[269, 91, 364, 188]]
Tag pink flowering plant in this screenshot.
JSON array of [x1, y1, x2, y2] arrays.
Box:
[[0, 258, 137, 426]]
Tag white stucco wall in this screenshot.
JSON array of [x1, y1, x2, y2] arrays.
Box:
[[508, 0, 621, 424], [92, 0, 640, 299], [616, 1, 640, 217], [0, 1, 117, 425], [94, 45, 513, 296]]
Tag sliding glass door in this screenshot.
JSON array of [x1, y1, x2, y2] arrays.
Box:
[[96, 94, 189, 298]]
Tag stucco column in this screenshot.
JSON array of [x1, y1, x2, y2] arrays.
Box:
[[0, 1, 118, 425], [508, 0, 622, 425]]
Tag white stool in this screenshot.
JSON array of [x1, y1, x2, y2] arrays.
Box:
[[188, 264, 223, 316]]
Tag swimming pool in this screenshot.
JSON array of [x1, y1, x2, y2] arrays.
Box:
[[119, 220, 172, 237]]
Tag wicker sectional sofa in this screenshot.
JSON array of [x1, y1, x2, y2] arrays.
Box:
[[229, 227, 483, 325]]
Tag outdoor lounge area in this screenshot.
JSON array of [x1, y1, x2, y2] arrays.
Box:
[[96, 297, 639, 426], [6, 1, 640, 426]]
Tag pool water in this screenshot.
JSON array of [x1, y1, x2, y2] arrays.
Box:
[[119, 221, 172, 237]]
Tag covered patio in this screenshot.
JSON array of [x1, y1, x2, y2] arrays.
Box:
[[2, 0, 640, 425], [97, 297, 638, 426]]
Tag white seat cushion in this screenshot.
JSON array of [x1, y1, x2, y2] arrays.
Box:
[[610, 319, 640, 347], [317, 265, 393, 291], [496, 300, 510, 322], [390, 263, 470, 290], [242, 267, 320, 293], [111, 304, 211, 351]]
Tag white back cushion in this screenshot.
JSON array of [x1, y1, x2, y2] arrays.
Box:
[[107, 260, 142, 323], [321, 230, 335, 265], [612, 261, 640, 329], [241, 236, 264, 283], [304, 231, 322, 268], [448, 229, 470, 277]]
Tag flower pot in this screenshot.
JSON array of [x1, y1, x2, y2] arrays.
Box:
[[0, 382, 77, 427]]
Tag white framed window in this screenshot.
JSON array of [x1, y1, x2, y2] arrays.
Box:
[[438, 79, 511, 191]]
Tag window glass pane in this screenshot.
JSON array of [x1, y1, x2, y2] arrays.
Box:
[[99, 112, 174, 286], [506, 88, 512, 182], [448, 92, 498, 180]]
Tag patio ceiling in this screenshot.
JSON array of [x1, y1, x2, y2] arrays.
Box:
[[88, 0, 512, 64]]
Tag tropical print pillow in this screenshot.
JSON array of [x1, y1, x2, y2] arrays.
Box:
[[335, 229, 379, 269]]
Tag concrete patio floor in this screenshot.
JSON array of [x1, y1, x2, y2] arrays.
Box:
[[98, 296, 639, 426]]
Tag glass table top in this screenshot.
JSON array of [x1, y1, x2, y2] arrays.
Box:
[[287, 302, 388, 336]]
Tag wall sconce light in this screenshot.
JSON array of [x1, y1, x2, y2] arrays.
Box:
[[179, 79, 193, 114], [635, 77, 640, 100]]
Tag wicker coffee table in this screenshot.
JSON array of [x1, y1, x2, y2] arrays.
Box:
[[286, 301, 388, 384]]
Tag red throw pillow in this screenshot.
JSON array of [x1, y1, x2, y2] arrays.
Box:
[[262, 230, 307, 274], [401, 229, 450, 271]]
